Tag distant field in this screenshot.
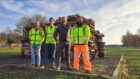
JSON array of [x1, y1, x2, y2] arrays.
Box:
[[106, 47, 140, 79], [0, 46, 21, 54]]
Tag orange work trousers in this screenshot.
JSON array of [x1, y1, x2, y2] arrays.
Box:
[[73, 45, 91, 71]]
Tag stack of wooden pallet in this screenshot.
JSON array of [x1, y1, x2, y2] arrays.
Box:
[[66, 14, 105, 58], [21, 14, 105, 58]]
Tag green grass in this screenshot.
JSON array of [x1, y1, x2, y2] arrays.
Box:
[[0, 47, 140, 79], [0, 67, 99, 79], [0, 46, 21, 54], [106, 47, 140, 79]]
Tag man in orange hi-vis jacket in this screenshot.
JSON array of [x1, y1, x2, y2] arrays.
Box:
[[70, 16, 92, 73]]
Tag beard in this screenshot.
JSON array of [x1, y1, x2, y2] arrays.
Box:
[[62, 20, 67, 23], [77, 21, 82, 26]]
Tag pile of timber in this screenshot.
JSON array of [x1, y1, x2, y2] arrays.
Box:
[[22, 14, 105, 58]]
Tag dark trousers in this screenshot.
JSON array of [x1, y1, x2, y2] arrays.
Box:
[[56, 42, 71, 68], [42, 44, 56, 65]]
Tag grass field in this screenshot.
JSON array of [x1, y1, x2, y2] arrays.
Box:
[[106, 47, 140, 79], [0, 46, 21, 54], [0, 46, 140, 79]]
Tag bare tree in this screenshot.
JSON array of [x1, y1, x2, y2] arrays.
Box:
[[31, 14, 46, 24], [15, 14, 47, 36], [137, 28, 140, 36], [122, 29, 140, 47], [15, 16, 32, 35]]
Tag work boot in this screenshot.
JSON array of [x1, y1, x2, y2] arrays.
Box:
[[36, 64, 41, 68], [40, 65, 46, 69], [67, 66, 73, 71], [52, 65, 56, 69], [85, 70, 91, 74], [56, 63, 61, 71], [73, 69, 79, 72], [56, 66, 61, 71], [30, 64, 35, 68]]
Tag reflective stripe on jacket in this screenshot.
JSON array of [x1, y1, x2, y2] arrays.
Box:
[[29, 28, 45, 45], [45, 25, 57, 44], [70, 25, 91, 44]]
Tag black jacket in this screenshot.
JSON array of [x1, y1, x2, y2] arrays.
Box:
[[54, 23, 71, 42]]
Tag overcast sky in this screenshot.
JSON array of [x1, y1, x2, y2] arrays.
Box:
[[0, 0, 140, 44]]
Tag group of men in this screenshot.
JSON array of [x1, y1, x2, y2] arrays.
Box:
[[29, 16, 92, 73]]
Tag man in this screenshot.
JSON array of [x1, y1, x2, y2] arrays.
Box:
[[29, 21, 45, 68], [70, 16, 92, 73], [42, 18, 57, 68], [54, 16, 72, 70]]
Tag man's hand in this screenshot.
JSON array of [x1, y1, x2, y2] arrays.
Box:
[[84, 41, 88, 44], [56, 41, 59, 43]]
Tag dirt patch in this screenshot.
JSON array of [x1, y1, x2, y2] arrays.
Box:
[[0, 54, 121, 77], [0, 54, 30, 65]]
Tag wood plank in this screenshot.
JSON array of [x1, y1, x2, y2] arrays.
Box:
[[43, 68, 114, 79], [112, 55, 124, 78]]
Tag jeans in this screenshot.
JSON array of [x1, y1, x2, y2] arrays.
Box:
[[43, 44, 56, 65], [30, 44, 41, 65]]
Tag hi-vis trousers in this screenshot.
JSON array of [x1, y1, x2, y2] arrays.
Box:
[[73, 45, 91, 71]]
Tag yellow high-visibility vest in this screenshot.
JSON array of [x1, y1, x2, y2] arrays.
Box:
[[29, 28, 45, 45], [70, 25, 91, 44], [45, 25, 57, 44]]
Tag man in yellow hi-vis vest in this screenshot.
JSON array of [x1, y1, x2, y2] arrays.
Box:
[[29, 21, 45, 68], [70, 16, 92, 73], [42, 18, 57, 68]]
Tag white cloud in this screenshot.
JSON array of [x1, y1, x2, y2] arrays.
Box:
[[0, 12, 17, 19], [28, 0, 73, 13], [0, 0, 24, 13], [83, 0, 140, 44], [95, 0, 140, 30], [0, 0, 140, 44]]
